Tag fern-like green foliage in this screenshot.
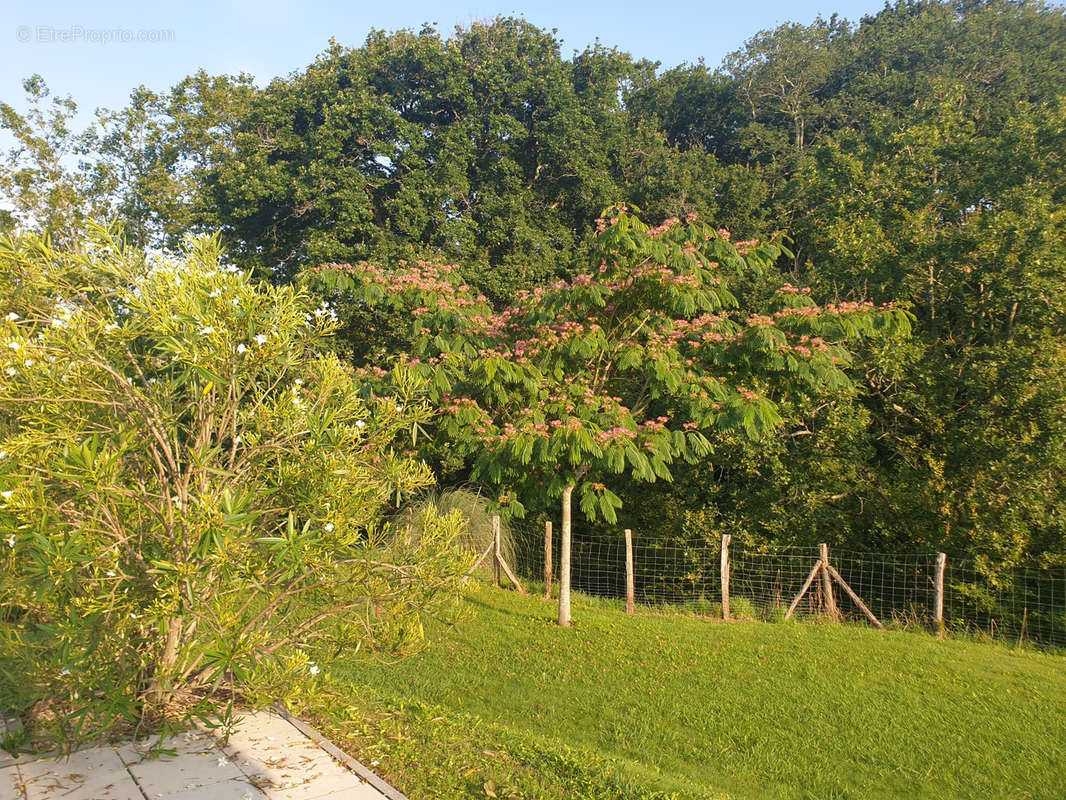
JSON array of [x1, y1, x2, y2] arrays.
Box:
[[310, 209, 911, 523]]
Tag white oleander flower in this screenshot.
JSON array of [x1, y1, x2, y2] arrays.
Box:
[[200, 326, 215, 335], [254, 334, 267, 345], [6, 342, 19, 351], [3, 368, 12, 377], [355, 420, 366, 429], [309, 664, 320, 675], [4, 312, 18, 322], [236, 343, 247, 354], [1, 491, 12, 500], [324, 523, 334, 532]]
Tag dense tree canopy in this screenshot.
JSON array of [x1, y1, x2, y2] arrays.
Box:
[[3, 0, 1065, 569], [620, 0, 1066, 567]]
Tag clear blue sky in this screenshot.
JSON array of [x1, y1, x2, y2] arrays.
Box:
[[3, 0, 891, 118]]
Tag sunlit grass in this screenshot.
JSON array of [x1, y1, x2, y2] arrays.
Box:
[[305, 581, 1066, 799]]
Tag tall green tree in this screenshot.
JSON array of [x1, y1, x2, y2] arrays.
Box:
[[87, 71, 256, 250], [313, 209, 909, 624], [0, 77, 98, 249], [207, 19, 739, 301], [1, 72, 254, 251], [628, 0, 1066, 566], [795, 90, 1066, 566]]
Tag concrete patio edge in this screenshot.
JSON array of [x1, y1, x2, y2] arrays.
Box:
[[270, 704, 409, 800], [2, 706, 410, 800]]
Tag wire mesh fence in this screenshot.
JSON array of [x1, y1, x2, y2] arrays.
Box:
[[506, 520, 1066, 649]]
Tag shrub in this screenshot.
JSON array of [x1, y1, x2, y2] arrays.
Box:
[[0, 231, 471, 749], [393, 487, 517, 568]]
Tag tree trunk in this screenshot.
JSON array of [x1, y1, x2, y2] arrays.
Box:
[[558, 485, 573, 627], [146, 615, 183, 706]]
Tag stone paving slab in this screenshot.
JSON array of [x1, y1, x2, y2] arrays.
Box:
[[18, 747, 143, 800], [1, 768, 22, 800], [0, 710, 399, 800]]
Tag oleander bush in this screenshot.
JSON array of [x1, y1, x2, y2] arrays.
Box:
[[0, 230, 471, 750]]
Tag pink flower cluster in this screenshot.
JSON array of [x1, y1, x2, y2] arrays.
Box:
[[774, 306, 820, 319], [596, 426, 636, 445], [787, 335, 830, 358], [647, 217, 681, 237], [823, 301, 877, 314], [746, 314, 776, 327], [354, 365, 389, 378], [638, 416, 670, 432], [439, 395, 483, 415]]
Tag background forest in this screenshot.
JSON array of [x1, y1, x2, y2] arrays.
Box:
[[4, 0, 1065, 573]]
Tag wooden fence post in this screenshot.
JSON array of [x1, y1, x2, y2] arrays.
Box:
[[720, 534, 731, 621], [492, 515, 501, 587], [935, 551, 946, 639], [544, 521, 553, 600], [819, 543, 838, 619], [624, 529, 635, 614]]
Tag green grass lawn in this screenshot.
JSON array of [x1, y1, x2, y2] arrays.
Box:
[[303, 582, 1066, 799]]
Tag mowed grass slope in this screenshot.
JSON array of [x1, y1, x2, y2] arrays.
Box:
[[310, 583, 1066, 799]]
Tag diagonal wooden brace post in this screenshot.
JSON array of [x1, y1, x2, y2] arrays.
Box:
[[825, 563, 884, 630], [786, 560, 822, 620]]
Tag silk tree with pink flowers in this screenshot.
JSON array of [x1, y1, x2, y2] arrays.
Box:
[[311, 208, 911, 626]]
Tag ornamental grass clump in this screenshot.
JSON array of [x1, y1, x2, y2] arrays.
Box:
[[0, 230, 471, 750]]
